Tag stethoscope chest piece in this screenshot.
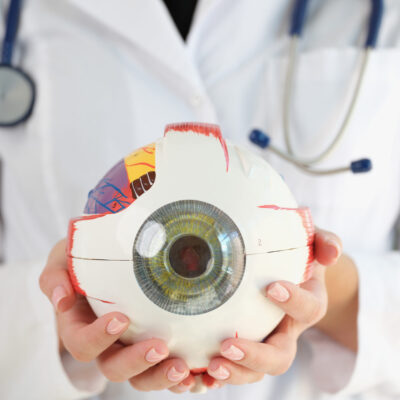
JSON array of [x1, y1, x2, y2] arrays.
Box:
[[0, 64, 35, 127]]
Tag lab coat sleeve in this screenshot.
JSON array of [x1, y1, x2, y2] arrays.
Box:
[[302, 250, 400, 397], [0, 259, 108, 400]]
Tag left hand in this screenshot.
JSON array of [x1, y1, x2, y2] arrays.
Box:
[[202, 228, 342, 389]]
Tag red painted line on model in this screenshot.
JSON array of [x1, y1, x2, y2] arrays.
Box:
[[66, 213, 108, 296], [125, 162, 156, 168], [67, 256, 87, 296], [164, 122, 230, 172], [141, 146, 155, 154], [190, 367, 207, 375], [258, 205, 298, 211], [87, 296, 115, 304]]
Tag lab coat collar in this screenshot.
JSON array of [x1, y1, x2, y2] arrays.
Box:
[[67, 0, 205, 91]]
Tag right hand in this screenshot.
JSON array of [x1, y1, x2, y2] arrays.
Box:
[[39, 239, 196, 393]]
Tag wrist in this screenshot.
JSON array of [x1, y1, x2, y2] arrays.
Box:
[[314, 254, 359, 352]]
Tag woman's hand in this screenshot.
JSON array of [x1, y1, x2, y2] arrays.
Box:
[[203, 228, 343, 388], [314, 253, 358, 352], [39, 240, 196, 394]]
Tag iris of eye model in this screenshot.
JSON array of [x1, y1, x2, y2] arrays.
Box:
[[133, 200, 246, 316]]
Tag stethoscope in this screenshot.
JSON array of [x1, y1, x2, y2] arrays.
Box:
[[0, 0, 384, 176], [0, 0, 35, 127], [250, 0, 384, 175]]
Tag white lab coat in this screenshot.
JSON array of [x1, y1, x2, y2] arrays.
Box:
[[0, 0, 399, 399]]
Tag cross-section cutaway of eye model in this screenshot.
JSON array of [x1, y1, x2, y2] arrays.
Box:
[[67, 122, 314, 376]]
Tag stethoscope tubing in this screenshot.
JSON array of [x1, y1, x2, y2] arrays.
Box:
[[282, 41, 370, 166], [2, 0, 21, 64], [250, 0, 384, 175], [291, 0, 384, 48]]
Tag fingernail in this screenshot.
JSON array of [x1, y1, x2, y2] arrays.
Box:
[[145, 348, 167, 363], [167, 366, 188, 382], [51, 286, 67, 311], [267, 283, 290, 302], [221, 345, 244, 361], [106, 318, 128, 335], [177, 378, 193, 392], [209, 365, 230, 380], [326, 239, 340, 261]]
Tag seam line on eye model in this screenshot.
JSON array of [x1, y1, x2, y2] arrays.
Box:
[[245, 246, 311, 256], [67, 256, 131, 261]]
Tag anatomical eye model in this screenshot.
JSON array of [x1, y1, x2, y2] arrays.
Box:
[[67, 122, 314, 381]]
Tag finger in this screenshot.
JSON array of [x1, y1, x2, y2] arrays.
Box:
[[39, 239, 76, 312], [201, 373, 226, 389], [168, 375, 196, 394], [58, 302, 130, 362], [218, 330, 297, 376], [207, 357, 264, 385], [129, 358, 190, 392], [314, 228, 342, 266], [264, 271, 327, 325], [97, 339, 169, 382]]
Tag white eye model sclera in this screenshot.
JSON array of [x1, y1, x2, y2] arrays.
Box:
[[133, 200, 246, 315]]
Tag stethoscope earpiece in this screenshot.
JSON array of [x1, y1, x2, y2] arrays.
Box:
[[350, 159, 372, 174], [249, 129, 373, 176], [249, 129, 270, 149]]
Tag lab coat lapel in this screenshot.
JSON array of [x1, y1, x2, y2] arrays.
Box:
[[68, 0, 203, 90]]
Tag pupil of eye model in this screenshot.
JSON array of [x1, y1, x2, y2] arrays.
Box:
[[168, 235, 211, 279]]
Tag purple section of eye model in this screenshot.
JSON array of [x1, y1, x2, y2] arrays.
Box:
[[84, 159, 133, 215]]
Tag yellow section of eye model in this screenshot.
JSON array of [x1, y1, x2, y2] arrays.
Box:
[[124, 144, 156, 182]]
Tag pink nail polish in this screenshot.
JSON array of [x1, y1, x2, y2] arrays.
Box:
[[221, 345, 244, 360], [167, 366, 187, 382], [267, 283, 290, 302], [145, 348, 167, 363], [51, 286, 67, 311], [106, 318, 128, 335], [209, 365, 230, 380]]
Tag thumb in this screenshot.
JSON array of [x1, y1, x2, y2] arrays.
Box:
[[39, 238, 76, 313], [314, 228, 342, 266]]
